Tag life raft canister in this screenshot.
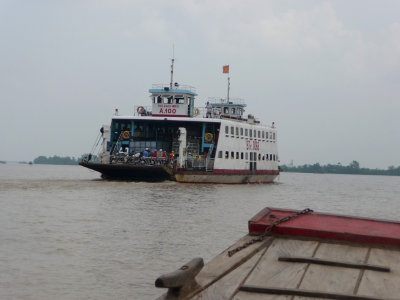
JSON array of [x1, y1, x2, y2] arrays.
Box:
[[122, 130, 130, 140], [204, 132, 213, 143], [193, 108, 200, 116], [137, 106, 145, 114]]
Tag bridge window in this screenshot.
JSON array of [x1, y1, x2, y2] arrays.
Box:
[[231, 151, 234, 159], [225, 126, 229, 134], [240, 128, 243, 136], [175, 97, 185, 104], [245, 152, 248, 160], [231, 108, 236, 114], [236, 152, 239, 159], [245, 129, 248, 136], [241, 152, 244, 159], [225, 151, 229, 158], [236, 127, 239, 135], [231, 126, 234, 135], [224, 107, 229, 114], [249, 130, 252, 138], [218, 151, 222, 158]]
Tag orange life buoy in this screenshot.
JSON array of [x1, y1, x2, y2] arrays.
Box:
[[137, 106, 145, 114], [204, 132, 213, 143], [122, 131, 130, 140]]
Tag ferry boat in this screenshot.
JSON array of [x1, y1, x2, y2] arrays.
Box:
[[155, 207, 400, 299], [80, 62, 279, 183]]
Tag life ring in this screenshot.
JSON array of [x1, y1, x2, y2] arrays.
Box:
[[137, 106, 145, 114], [122, 130, 130, 140], [204, 132, 213, 143], [193, 107, 200, 116]]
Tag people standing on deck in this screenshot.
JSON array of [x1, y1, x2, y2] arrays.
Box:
[[206, 101, 212, 118], [143, 148, 149, 157], [169, 152, 175, 160], [119, 146, 128, 155], [152, 149, 157, 158]]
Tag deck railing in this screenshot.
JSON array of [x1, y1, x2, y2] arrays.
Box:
[[151, 84, 196, 93], [110, 154, 215, 171]]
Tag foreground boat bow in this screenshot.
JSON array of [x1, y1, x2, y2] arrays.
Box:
[[156, 208, 400, 299]]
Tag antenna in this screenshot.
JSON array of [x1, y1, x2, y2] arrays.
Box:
[[170, 44, 175, 89]]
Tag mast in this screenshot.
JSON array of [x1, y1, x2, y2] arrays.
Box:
[[170, 45, 175, 89]]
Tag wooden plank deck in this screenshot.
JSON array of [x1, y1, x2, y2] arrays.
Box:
[[156, 208, 400, 299], [196, 238, 399, 300]]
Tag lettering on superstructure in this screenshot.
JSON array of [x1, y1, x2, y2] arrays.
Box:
[[246, 140, 259, 151], [158, 104, 178, 114]]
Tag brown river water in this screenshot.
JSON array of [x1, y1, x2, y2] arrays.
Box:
[[1, 164, 399, 299]]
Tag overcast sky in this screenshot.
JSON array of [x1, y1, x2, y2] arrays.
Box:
[[1, 0, 399, 168]]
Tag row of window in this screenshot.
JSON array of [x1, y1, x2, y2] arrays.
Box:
[[216, 107, 243, 115], [225, 126, 276, 140], [218, 151, 278, 161]]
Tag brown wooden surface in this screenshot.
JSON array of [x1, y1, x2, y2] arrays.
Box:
[[357, 247, 400, 299], [244, 238, 319, 288], [177, 235, 273, 300], [191, 250, 265, 300], [239, 286, 383, 300], [299, 242, 368, 295], [278, 257, 390, 272], [181, 237, 400, 300]]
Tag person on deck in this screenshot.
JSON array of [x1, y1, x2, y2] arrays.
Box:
[[206, 101, 212, 118], [143, 148, 149, 157], [152, 149, 157, 157], [169, 152, 175, 160]]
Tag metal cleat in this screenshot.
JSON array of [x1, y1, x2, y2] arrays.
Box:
[[155, 257, 204, 300]]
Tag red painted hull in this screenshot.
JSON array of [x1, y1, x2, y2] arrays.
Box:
[[249, 207, 400, 248]]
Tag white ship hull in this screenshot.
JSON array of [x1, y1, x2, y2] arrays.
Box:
[[174, 171, 279, 184]]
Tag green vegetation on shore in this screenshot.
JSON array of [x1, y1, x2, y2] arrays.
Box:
[[32, 154, 97, 165], [33, 156, 80, 165], [280, 160, 400, 176]]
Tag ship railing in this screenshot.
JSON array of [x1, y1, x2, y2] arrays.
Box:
[[193, 107, 226, 119], [151, 84, 196, 93], [110, 154, 170, 166], [184, 157, 214, 171], [207, 97, 246, 105]]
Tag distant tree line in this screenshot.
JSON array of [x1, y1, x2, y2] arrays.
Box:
[[280, 160, 400, 176], [33, 154, 98, 165]]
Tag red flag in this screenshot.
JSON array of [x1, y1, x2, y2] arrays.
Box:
[[223, 65, 229, 73]]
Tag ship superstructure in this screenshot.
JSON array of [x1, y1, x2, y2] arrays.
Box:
[[80, 63, 279, 183]]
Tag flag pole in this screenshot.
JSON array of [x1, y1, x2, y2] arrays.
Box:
[[227, 76, 230, 103]]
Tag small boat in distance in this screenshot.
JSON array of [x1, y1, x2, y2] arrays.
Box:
[[80, 61, 279, 183], [155, 207, 400, 299]]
